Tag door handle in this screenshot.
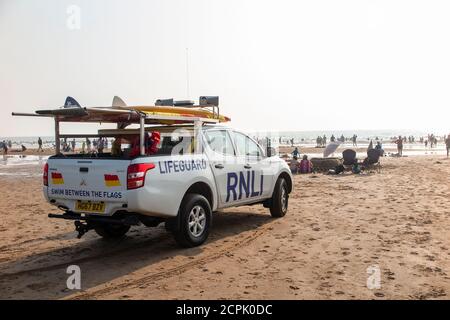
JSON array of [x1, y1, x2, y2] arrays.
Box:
[[244, 164, 252, 169], [215, 164, 224, 169]]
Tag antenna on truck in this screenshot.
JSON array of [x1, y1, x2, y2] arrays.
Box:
[[185, 47, 190, 99]]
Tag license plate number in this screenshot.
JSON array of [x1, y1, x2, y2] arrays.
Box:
[[75, 201, 105, 213]]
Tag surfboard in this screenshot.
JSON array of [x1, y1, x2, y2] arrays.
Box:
[[110, 95, 230, 122], [33, 96, 231, 124], [121, 106, 230, 122]]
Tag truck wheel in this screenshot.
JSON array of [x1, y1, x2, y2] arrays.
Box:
[[173, 193, 211, 248], [94, 224, 130, 239], [269, 177, 289, 218]]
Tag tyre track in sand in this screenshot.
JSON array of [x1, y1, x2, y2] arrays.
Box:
[[66, 221, 275, 300], [0, 231, 172, 280]]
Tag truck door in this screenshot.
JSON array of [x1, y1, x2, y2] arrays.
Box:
[[203, 129, 241, 207], [231, 131, 272, 200]]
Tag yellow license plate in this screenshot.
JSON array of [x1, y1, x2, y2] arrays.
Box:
[[75, 201, 105, 213]]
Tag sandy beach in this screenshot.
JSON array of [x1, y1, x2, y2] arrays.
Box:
[[0, 153, 449, 300]]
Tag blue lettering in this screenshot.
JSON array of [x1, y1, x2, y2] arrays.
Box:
[[159, 161, 165, 174], [239, 171, 250, 200], [250, 170, 259, 197], [167, 161, 173, 173], [260, 174, 263, 196], [226, 172, 238, 202]]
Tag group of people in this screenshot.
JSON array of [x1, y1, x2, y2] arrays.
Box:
[[424, 134, 438, 148], [315, 134, 357, 147], [58, 137, 109, 154], [290, 147, 313, 174], [386, 133, 450, 157]]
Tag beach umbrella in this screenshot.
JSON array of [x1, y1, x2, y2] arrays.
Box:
[[323, 141, 341, 157], [367, 140, 374, 152]]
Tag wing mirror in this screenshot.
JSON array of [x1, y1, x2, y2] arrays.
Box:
[[267, 147, 277, 157]]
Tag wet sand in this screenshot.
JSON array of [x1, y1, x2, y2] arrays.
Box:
[[0, 156, 449, 299]]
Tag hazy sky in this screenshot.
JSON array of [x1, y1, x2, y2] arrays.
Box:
[[1, 0, 450, 137]]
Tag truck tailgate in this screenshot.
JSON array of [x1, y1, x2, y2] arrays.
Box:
[[46, 158, 130, 203]]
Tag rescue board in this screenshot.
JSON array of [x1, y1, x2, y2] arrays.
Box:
[[121, 106, 230, 122], [28, 96, 231, 125]]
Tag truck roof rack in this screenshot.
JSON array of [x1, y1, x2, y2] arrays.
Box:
[[12, 96, 227, 155]]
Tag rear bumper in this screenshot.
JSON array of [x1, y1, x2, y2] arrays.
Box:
[[48, 212, 140, 226]]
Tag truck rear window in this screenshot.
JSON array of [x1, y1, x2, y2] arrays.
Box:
[[54, 131, 194, 159]]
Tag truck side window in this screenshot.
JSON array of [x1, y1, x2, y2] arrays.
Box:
[[204, 130, 235, 156], [232, 132, 262, 158]]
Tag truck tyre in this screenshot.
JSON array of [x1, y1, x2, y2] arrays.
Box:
[[173, 193, 211, 248], [269, 177, 289, 218], [94, 224, 130, 239]]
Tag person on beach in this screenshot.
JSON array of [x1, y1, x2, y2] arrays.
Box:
[[86, 138, 91, 152], [445, 134, 450, 158], [71, 139, 76, 152], [2, 140, 8, 155], [375, 141, 384, 156], [352, 159, 361, 174], [316, 136, 322, 147], [352, 134, 358, 147], [37, 137, 43, 152], [290, 157, 299, 174], [98, 138, 105, 153], [395, 136, 403, 156], [292, 147, 300, 160], [299, 155, 313, 174]]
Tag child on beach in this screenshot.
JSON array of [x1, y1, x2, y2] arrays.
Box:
[[292, 147, 300, 160], [299, 155, 313, 174]]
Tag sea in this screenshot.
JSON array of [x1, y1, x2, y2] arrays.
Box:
[[0, 129, 447, 168], [0, 129, 442, 148]]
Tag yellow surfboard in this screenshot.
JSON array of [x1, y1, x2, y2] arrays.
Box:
[[121, 106, 231, 123]]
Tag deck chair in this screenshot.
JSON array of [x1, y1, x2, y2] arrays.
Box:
[[362, 148, 382, 173], [342, 149, 357, 171]]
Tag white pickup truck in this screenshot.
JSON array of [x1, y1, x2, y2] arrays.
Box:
[[14, 96, 293, 247], [44, 125, 292, 247]]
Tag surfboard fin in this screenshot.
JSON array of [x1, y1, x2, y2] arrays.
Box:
[[64, 96, 81, 108], [112, 96, 127, 107]]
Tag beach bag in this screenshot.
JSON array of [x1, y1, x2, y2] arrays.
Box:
[[334, 164, 344, 174]]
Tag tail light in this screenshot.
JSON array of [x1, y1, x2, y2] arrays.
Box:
[[127, 163, 155, 190], [43, 163, 49, 186]]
